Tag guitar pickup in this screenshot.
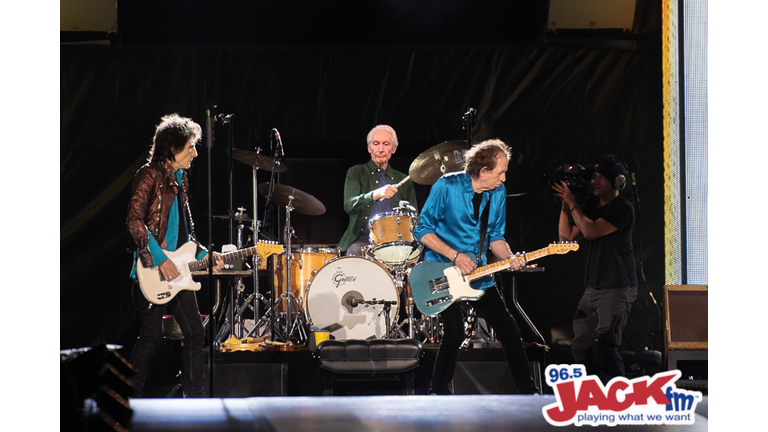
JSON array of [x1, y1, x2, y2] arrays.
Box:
[[429, 276, 449, 294], [426, 294, 453, 307]]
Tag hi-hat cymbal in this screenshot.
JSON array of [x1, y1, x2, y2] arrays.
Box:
[[258, 183, 326, 216], [230, 149, 287, 172], [213, 212, 254, 222], [409, 140, 469, 185]]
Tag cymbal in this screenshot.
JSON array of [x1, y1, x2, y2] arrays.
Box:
[[213, 212, 253, 222], [409, 140, 469, 185], [230, 149, 287, 172], [258, 183, 326, 216]]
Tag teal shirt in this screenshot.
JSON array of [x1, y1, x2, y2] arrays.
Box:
[[130, 169, 206, 278], [413, 171, 507, 290]]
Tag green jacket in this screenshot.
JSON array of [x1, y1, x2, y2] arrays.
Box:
[[338, 159, 418, 252]]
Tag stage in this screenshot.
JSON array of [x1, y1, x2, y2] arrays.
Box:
[[136, 341, 561, 398], [63, 340, 711, 431], [126, 394, 709, 431]]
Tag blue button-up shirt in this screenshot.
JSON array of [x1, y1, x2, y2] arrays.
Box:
[[413, 171, 507, 290]]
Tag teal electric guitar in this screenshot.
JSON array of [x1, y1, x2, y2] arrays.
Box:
[[409, 242, 579, 316]]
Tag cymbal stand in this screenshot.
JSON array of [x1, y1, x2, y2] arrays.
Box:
[[249, 157, 265, 339], [274, 194, 308, 343]]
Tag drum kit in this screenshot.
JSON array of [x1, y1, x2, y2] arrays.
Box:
[[214, 140, 469, 352]]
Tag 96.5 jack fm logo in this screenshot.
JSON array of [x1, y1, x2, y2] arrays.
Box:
[[542, 364, 703, 427]]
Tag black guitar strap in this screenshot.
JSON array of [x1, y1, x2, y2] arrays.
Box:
[[477, 194, 490, 264]]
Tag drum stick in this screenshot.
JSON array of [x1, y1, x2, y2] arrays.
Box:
[[377, 175, 411, 201]]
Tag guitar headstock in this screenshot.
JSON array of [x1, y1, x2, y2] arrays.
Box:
[[547, 241, 579, 255], [257, 241, 284, 259]]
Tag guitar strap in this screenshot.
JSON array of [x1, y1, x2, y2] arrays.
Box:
[[463, 194, 490, 344], [177, 184, 188, 245], [477, 195, 490, 264]]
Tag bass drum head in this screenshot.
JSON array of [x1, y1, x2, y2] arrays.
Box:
[[305, 256, 399, 340]]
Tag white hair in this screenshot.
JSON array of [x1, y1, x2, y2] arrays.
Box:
[[366, 124, 398, 150]]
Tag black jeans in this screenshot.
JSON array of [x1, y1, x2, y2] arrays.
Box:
[[571, 286, 637, 384], [429, 286, 536, 395], [130, 288, 206, 397]]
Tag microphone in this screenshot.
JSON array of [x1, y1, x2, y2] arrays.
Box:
[[462, 107, 476, 120], [346, 297, 360, 307], [399, 200, 417, 213], [273, 128, 284, 158], [216, 113, 234, 124]]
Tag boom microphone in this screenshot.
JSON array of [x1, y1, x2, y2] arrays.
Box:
[[273, 128, 284, 158]]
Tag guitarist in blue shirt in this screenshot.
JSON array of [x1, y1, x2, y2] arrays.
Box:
[[413, 139, 537, 395]]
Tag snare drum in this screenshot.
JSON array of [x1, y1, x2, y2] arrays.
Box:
[[305, 256, 399, 340], [368, 209, 422, 265], [274, 246, 340, 312]]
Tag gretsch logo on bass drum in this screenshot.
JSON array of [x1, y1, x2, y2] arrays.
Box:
[[332, 268, 357, 288]]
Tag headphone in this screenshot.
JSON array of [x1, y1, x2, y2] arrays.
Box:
[[598, 155, 628, 190], [613, 171, 627, 191]]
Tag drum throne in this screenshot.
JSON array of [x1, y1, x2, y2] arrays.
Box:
[[314, 338, 423, 396]]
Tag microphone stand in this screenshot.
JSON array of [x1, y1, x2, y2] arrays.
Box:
[[205, 106, 216, 397], [262, 129, 287, 341], [462, 107, 475, 147]]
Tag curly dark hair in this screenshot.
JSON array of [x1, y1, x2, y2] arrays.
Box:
[[148, 113, 202, 163], [464, 139, 512, 177]]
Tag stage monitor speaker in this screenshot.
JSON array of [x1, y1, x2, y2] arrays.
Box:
[[663, 285, 707, 392], [213, 363, 288, 397], [663, 285, 708, 352], [452, 360, 543, 394], [547, 0, 636, 31]]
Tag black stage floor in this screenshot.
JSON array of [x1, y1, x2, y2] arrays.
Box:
[[127, 395, 709, 431], [139, 342, 557, 398]]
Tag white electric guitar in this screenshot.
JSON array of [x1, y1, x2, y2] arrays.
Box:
[[136, 241, 283, 304]]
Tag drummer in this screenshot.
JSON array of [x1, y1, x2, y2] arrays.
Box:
[[338, 124, 418, 256]]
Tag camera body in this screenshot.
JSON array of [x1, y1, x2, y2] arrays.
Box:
[[540, 163, 596, 205]]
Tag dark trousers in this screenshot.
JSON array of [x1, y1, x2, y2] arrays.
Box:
[[571, 286, 637, 384], [130, 288, 206, 397], [429, 286, 536, 395]]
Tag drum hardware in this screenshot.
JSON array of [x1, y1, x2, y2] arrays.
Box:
[[258, 182, 326, 344], [213, 208, 254, 222], [408, 140, 469, 185], [225, 144, 288, 348]]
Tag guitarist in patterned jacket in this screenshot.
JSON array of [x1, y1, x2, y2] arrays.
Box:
[[126, 113, 223, 397], [413, 139, 537, 395]]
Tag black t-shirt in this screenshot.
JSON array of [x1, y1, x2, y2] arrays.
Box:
[[582, 195, 638, 289]]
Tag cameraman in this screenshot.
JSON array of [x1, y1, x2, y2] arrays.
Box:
[[552, 155, 638, 383]]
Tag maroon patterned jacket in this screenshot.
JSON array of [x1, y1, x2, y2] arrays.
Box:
[[126, 160, 200, 269]]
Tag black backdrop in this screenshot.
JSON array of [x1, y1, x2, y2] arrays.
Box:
[[61, 1, 665, 357]]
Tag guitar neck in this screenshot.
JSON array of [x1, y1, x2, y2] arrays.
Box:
[[187, 245, 259, 273], [466, 247, 549, 282]]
